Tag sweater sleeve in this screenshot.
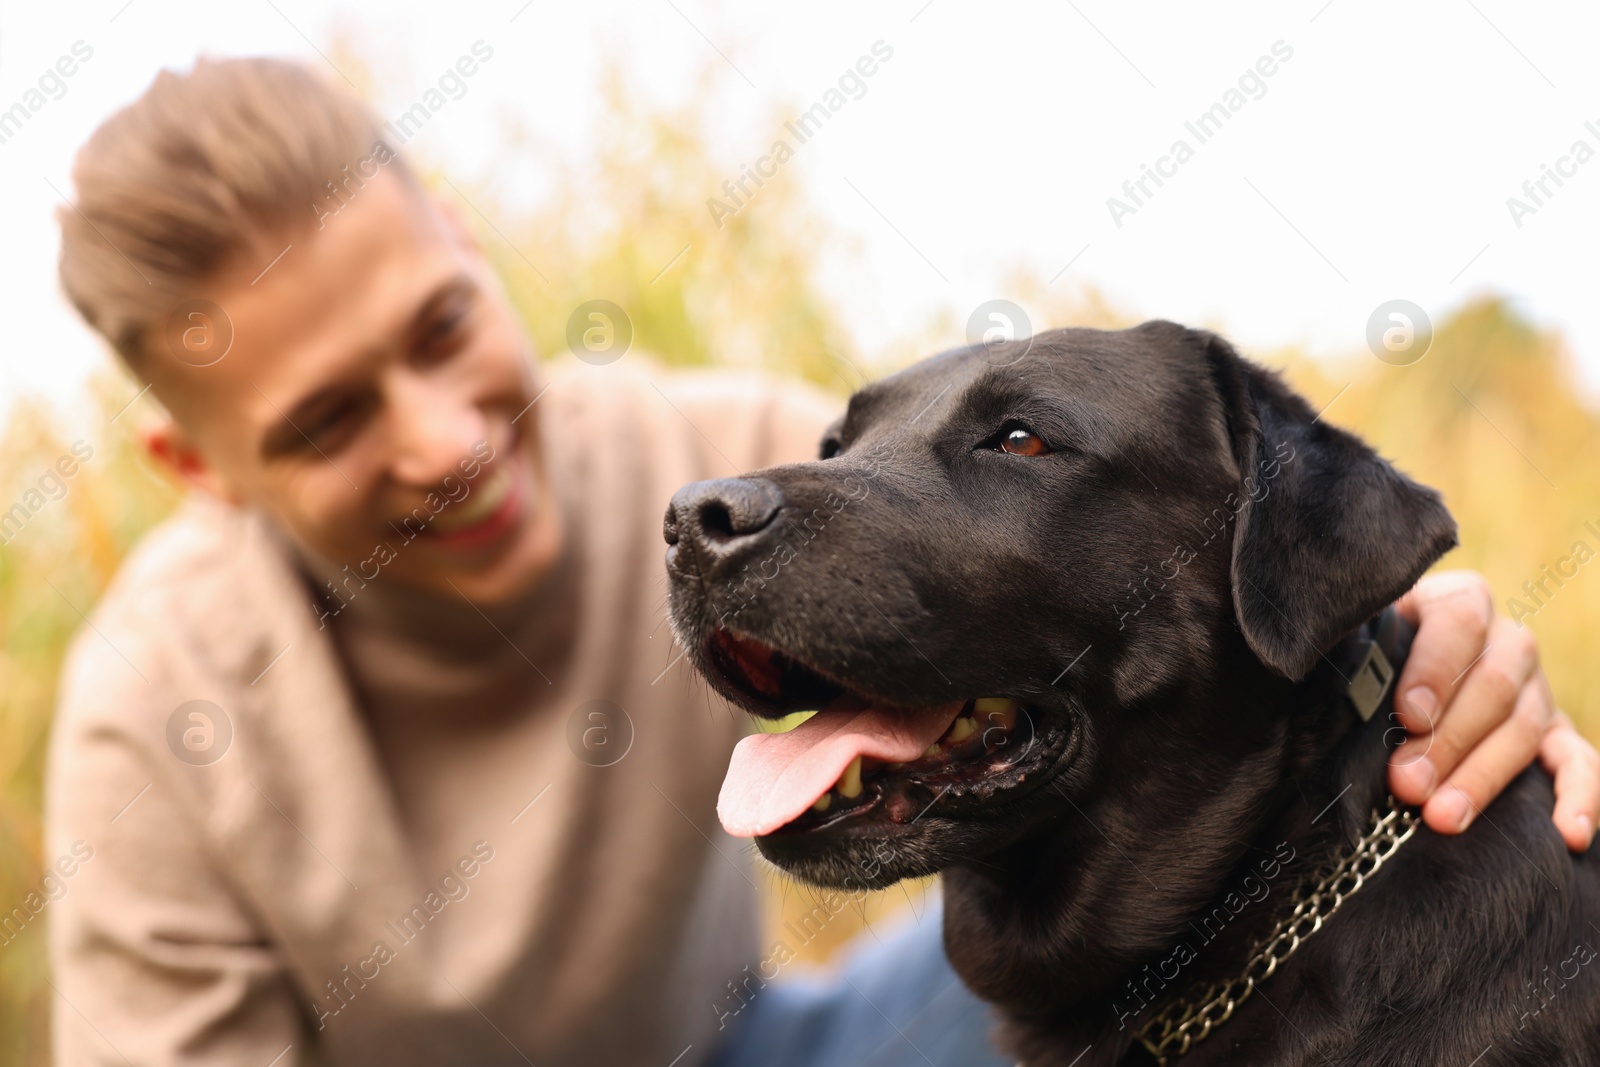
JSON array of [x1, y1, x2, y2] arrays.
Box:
[[650, 369, 844, 476], [47, 634, 308, 1067]]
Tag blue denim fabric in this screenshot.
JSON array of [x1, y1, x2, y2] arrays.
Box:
[[707, 898, 1013, 1067]]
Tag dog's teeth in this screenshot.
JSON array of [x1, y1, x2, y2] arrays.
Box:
[[924, 743, 942, 759], [974, 697, 1019, 729], [812, 792, 832, 812], [947, 716, 978, 743], [838, 757, 864, 799]]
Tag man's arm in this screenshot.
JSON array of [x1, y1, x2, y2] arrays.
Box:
[[652, 367, 840, 475], [48, 640, 306, 1066]]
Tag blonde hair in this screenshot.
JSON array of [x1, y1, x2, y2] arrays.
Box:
[[57, 56, 409, 373]]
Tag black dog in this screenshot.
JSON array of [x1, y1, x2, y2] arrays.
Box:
[[664, 322, 1600, 1065]]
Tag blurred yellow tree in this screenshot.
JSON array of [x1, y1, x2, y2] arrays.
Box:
[[463, 66, 872, 392]]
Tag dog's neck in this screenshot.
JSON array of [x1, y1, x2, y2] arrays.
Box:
[[941, 622, 1402, 1064]]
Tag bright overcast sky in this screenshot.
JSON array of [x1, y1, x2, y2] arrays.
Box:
[[4, 0, 1600, 421]]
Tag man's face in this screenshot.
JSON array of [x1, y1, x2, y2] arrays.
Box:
[[152, 169, 562, 604]]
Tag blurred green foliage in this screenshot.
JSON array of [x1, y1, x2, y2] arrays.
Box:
[[2, 64, 1597, 1065]]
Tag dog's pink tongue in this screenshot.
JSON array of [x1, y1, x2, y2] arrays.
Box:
[[718, 699, 965, 837]]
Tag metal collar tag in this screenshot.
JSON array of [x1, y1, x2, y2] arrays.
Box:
[[1345, 637, 1395, 722]]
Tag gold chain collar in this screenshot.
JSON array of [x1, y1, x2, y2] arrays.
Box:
[[1132, 796, 1420, 1064]]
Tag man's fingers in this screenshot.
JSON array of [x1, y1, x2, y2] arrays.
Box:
[[1393, 571, 1493, 736], [1410, 616, 1545, 806], [1422, 676, 1549, 834], [1389, 734, 1438, 806], [1389, 613, 1544, 812], [1540, 710, 1600, 852], [1394, 569, 1597, 847]]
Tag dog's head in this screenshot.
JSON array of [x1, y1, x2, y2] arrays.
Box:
[[664, 322, 1455, 890]]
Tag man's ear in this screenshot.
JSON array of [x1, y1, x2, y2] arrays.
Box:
[[142, 419, 240, 503], [1197, 329, 1458, 680]]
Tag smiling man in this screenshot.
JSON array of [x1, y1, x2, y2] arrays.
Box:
[[46, 57, 1600, 1067]]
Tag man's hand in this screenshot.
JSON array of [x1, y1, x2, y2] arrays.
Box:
[[1389, 570, 1599, 851]]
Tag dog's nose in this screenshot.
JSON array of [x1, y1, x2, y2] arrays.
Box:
[[665, 478, 784, 561]]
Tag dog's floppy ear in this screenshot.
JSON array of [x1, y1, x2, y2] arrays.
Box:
[[1194, 328, 1458, 680]]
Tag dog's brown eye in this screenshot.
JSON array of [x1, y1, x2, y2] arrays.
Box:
[[999, 428, 1051, 457]]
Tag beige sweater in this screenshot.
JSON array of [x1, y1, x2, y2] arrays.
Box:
[[46, 362, 838, 1066]]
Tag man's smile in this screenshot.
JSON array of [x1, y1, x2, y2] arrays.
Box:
[[418, 458, 524, 551]]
